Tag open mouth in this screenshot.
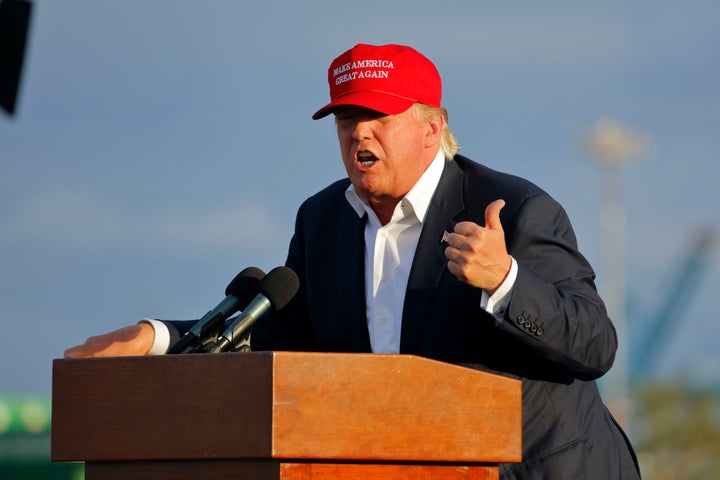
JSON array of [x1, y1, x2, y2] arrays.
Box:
[[357, 150, 378, 168]]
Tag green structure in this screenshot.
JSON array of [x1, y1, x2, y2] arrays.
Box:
[[0, 395, 82, 480]]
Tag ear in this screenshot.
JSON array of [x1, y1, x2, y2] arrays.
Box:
[[424, 114, 445, 149]]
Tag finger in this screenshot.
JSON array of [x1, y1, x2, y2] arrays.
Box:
[[452, 221, 480, 238], [485, 199, 506, 231], [444, 245, 459, 262], [64, 343, 96, 358], [63, 346, 83, 358], [446, 259, 467, 282]]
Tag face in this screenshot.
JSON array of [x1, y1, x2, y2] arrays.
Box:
[[334, 105, 442, 218]]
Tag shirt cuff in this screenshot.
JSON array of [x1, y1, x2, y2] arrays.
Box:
[[480, 256, 518, 323], [138, 318, 171, 355]]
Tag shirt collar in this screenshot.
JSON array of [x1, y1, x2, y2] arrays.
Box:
[[345, 149, 446, 223]]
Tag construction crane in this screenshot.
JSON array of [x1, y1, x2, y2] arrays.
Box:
[[630, 227, 716, 380]]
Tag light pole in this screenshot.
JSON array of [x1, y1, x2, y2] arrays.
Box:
[[583, 117, 652, 427]]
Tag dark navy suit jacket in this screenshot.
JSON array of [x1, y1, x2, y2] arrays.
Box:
[[170, 155, 640, 479]]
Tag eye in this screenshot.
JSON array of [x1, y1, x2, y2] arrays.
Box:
[[335, 111, 360, 127], [367, 111, 387, 121], [335, 116, 354, 128]]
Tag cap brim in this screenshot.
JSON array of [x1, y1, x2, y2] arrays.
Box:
[[312, 91, 416, 120]]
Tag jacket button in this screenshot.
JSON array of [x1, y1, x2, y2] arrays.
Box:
[[536, 327, 544, 336], [530, 323, 538, 333], [517, 313, 527, 326]]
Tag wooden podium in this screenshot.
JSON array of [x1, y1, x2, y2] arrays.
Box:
[[52, 352, 521, 479]]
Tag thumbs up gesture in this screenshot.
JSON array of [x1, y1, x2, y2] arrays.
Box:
[[444, 199, 512, 293]]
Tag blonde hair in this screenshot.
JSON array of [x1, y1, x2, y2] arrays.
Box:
[[413, 103, 460, 159]]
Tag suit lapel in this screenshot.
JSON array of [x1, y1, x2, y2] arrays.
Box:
[[400, 159, 465, 352], [335, 205, 372, 351]]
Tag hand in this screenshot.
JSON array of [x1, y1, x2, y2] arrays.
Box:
[[64, 323, 155, 358], [444, 199, 512, 293]]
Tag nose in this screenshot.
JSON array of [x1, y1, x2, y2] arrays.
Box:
[[351, 119, 373, 142]]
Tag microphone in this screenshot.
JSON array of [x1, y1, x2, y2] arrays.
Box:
[[206, 266, 299, 353], [167, 267, 265, 354]]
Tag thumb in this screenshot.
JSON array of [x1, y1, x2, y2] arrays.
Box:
[[485, 199, 506, 231]]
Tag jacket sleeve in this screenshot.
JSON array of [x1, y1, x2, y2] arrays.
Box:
[[496, 193, 617, 380]]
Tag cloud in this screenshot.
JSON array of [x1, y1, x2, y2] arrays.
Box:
[[1, 190, 128, 247], [0, 189, 290, 255], [156, 204, 288, 251]]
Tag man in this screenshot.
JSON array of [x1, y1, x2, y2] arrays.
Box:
[[66, 44, 640, 479]]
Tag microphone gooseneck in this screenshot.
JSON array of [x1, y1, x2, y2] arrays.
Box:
[[206, 266, 299, 353], [167, 267, 265, 354]]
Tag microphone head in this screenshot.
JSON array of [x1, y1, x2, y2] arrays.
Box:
[[225, 267, 265, 306], [259, 266, 299, 311]]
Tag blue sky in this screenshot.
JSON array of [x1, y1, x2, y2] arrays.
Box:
[[1, 0, 718, 394]]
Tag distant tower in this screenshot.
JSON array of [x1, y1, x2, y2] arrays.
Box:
[[583, 117, 653, 426]]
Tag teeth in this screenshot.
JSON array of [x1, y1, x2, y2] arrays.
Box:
[[357, 151, 377, 167]]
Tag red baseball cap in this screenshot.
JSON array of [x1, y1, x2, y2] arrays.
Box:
[[312, 44, 442, 120]]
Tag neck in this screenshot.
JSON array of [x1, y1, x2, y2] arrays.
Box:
[[368, 196, 400, 226]]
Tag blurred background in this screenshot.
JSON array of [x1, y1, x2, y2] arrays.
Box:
[[1, 0, 718, 478]]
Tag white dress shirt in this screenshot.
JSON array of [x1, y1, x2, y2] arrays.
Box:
[[344, 150, 517, 353]]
